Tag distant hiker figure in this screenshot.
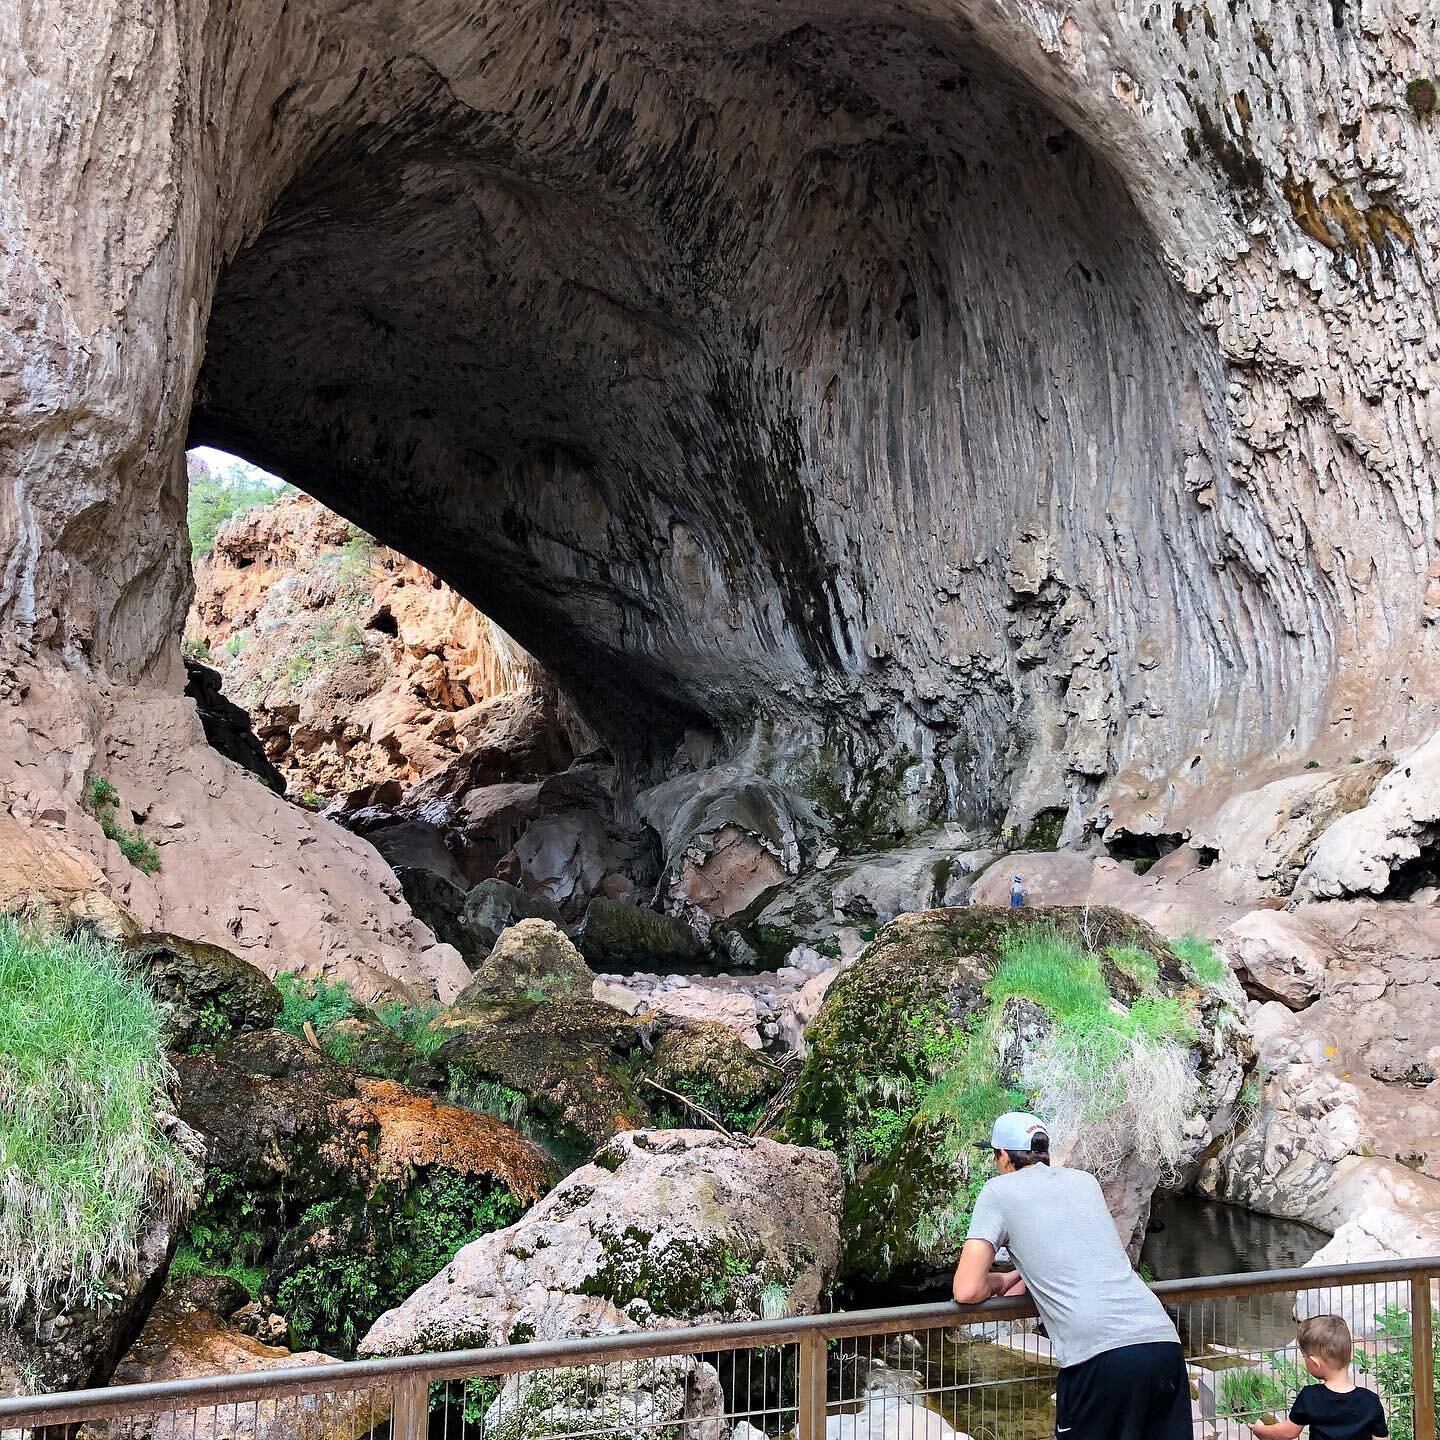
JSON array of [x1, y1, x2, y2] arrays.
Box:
[[1009, 875, 1025, 908]]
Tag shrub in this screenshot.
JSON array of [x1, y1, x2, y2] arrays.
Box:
[[274, 971, 360, 1037], [83, 774, 161, 874], [1217, 1350, 1307, 1423], [0, 917, 194, 1316], [167, 1239, 266, 1300], [1357, 1304, 1440, 1440]]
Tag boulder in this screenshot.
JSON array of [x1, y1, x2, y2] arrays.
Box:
[[670, 823, 788, 928], [456, 917, 593, 1002], [75, 1284, 374, 1440], [1219, 911, 1328, 1010], [182, 660, 287, 795], [483, 1354, 727, 1440], [645, 984, 764, 1048], [777, 968, 843, 1055], [459, 878, 566, 956], [642, 1021, 782, 1130], [577, 897, 706, 969], [1297, 738, 1440, 899], [395, 867, 470, 953], [780, 907, 1249, 1280], [171, 1029, 554, 1355], [126, 932, 283, 1050], [360, 1127, 843, 1355], [592, 978, 649, 1015], [827, 1399, 967, 1440], [434, 995, 656, 1157], [511, 809, 661, 919]]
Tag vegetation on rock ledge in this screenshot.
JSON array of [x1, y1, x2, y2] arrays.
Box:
[[779, 907, 1236, 1280], [0, 917, 193, 1317]]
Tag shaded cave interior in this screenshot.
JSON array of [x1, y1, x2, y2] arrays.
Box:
[[187, 0, 1229, 831]]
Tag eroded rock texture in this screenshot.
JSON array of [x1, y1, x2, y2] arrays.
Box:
[[188, 492, 548, 799], [0, 0, 1436, 969]]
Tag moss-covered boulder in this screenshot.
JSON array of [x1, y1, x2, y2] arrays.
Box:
[[456, 917, 592, 1002], [576, 897, 705, 969], [128, 932, 282, 1050], [433, 995, 654, 1160], [778, 906, 1248, 1282], [171, 1029, 555, 1355], [642, 1021, 780, 1131], [361, 1128, 843, 1355]]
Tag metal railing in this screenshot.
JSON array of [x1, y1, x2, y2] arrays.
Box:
[[2, 1257, 1436, 1440]]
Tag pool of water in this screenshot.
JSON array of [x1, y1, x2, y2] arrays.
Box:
[[1141, 1190, 1329, 1351]]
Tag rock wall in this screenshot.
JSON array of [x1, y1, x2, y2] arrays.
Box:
[[187, 492, 546, 799], [1, 0, 1437, 976]]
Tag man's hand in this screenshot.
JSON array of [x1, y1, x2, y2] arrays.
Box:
[[997, 1271, 1027, 1297]]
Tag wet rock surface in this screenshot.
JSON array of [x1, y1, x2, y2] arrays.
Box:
[[76, 1283, 370, 1440], [170, 1028, 554, 1356]]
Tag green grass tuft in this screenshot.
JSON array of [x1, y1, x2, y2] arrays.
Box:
[[1217, 1351, 1308, 1423], [0, 917, 194, 1317], [1108, 944, 1159, 990], [1171, 933, 1230, 989]]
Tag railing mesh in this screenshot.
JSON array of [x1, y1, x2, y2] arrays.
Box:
[[3, 1261, 1435, 1440]]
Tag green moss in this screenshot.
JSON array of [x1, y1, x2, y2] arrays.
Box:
[[780, 907, 1211, 1280], [274, 1170, 522, 1355], [435, 997, 653, 1161], [579, 1227, 759, 1318], [1406, 77, 1437, 119]]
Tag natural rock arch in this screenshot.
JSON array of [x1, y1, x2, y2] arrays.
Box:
[[1, 0, 1436, 976], [186, 0, 1240, 825]]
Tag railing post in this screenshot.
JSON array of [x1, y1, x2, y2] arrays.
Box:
[[797, 1331, 828, 1440], [1415, 1277, 1436, 1440], [392, 1374, 430, 1440]]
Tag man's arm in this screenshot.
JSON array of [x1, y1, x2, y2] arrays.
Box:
[[952, 1239, 1012, 1305], [1249, 1420, 1301, 1440]]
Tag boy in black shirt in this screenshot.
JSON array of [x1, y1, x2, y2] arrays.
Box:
[[1250, 1314, 1388, 1440]]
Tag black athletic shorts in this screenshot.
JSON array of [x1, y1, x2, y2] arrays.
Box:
[[1054, 1340, 1191, 1440]]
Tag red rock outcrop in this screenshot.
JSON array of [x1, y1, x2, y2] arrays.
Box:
[[187, 493, 548, 800]]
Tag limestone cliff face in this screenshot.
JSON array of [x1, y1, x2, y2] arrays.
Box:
[[187, 493, 543, 799], [0, 0, 1437, 972]]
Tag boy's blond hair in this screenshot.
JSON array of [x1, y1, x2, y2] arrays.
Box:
[[1299, 1314, 1354, 1369]]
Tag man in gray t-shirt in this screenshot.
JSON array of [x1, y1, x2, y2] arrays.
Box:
[[952, 1111, 1191, 1440]]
